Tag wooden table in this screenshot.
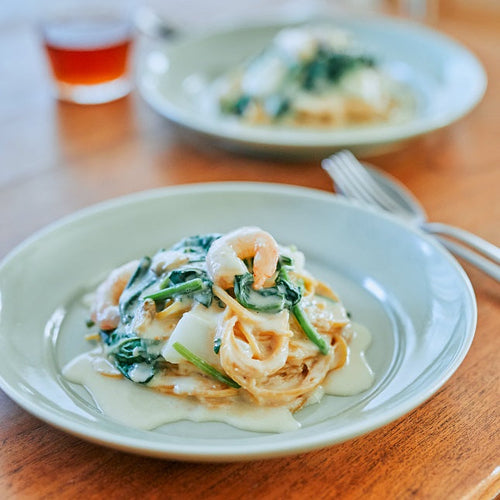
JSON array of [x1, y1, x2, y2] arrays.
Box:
[[1, 4, 499, 499]]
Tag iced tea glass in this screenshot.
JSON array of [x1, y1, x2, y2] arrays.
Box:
[[41, 1, 135, 104]]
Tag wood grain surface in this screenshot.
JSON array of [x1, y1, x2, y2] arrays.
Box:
[[0, 4, 499, 499]]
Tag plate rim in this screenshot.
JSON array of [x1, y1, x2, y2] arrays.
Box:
[[0, 182, 478, 461], [136, 14, 487, 150]]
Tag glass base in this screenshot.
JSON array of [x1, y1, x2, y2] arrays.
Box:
[[53, 76, 132, 104]]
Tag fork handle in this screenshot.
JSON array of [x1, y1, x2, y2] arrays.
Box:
[[423, 222, 500, 264], [435, 236, 500, 282], [423, 222, 500, 281]]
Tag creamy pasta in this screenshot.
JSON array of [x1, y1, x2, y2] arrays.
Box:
[[214, 25, 414, 127], [64, 227, 374, 432]]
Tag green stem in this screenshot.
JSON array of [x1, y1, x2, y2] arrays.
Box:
[[173, 342, 240, 389], [145, 278, 204, 301], [279, 265, 328, 354], [159, 275, 170, 289], [292, 304, 330, 355]]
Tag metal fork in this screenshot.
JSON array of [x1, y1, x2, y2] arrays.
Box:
[[322, 150, 500, 281]]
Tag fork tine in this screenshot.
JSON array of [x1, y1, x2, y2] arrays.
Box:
[[335, 151, 404, 213], [322, 156, 356, 197], [324, 151, 406, 214], [323, 153, 386, 206], [331, 152, 385, 205], [324, 157, 377, 205]]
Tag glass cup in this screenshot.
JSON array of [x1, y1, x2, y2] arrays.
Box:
[[40, 0, 135, 104]]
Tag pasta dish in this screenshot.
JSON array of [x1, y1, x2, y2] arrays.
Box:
[[213, 25, 414, 127], [64, 227, 373, 432]]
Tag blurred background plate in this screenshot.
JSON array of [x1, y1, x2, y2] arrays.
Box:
[[137, 16, 487, 158]]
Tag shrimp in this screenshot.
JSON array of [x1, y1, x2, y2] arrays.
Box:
[[90, 260, 139, 330], [205, 226, 279, 289]]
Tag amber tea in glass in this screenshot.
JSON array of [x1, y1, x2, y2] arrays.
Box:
[[42, 12, 133, 104]]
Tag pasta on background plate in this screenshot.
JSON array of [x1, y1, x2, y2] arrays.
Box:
[[213, 25, 414, 128], [64, 227, 374, 432]]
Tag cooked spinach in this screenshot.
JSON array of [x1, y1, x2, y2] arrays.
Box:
[[147, 262, 215, 307], [167, 266, 214, 307], [301, 48, 375, 90], [233, 256, 329, 355], [145, 278, 205, 302], [115, 235, 220, 328], [168, 267, 207, 284], [264, 95, 290, 118], [213, 337, 222, 355], [234, 273, 286, 313], [127, 256, 152, 288], [233, 255, 301, 314], [114, 337, 149, 363], [119, 257, 156, 324], [221, 95, 251, 116], [172, 233, 221, 258], [173, 342, 240, 388], [104, 330, 161, 384]]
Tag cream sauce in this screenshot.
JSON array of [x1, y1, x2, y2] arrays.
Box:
[[63, 323, 374, 433], [63, 351, 299, 432], [324, 323, 374, 395]]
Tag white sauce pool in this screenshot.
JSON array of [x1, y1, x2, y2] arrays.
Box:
[[63, 323, 374, 433], [324, 323, 374, 395]]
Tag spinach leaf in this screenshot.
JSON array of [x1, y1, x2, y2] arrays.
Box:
[[147, 265, 214, 308], [104, 330, 161, 384], [172, 233, 221, 255], [213, 337, 222, 355], [264, 95, 290, 118], [118, 257, 157, 324], [163, 265, 214, 307], [168, 267, 206, 284], [220, 95, 251, 116], [234, 273, 286, 313], [233, 256, 302, 314], [301, 47, 375, 90]]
